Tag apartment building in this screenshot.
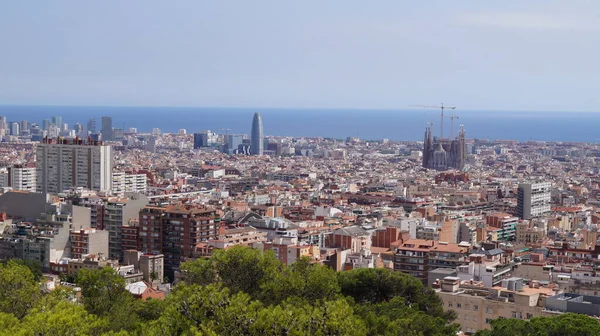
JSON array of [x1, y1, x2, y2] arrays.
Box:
[[393, 239, 470, 284], [104, 194, 149, 260], [485, 212, 518, 241], [69, 228, 109, 259], [9, 165, 37, 192], [436, 276, 559, 334], [112, 172, 148, 196], [36, 138, 113, 194], [517, 181, 551, 220]]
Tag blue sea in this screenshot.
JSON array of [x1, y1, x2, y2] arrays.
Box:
[[0, 105, 597, 142]]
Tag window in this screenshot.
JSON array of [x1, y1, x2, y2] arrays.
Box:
[[473, 305, 479, 311], [456, 303, 462, 309], [486, 318, 493, 324], [448, 303, 453, 308], [473, 316, 478, 322], [465, 304, 470, 310], [465, 315, 470, 321], [526, 313, 533, 319], [485, 307, 493, 314]]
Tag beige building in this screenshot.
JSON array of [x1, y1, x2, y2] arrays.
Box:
[[436, 277, 560, 334]]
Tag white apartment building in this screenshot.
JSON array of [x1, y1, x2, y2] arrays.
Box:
[[10, 165, 37, 192], [112, 172, 148, 196], [517, 181, 551, 220], [36, 138, 113, 194]]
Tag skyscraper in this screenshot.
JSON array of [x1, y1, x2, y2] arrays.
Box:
[[87, 118, 97, 133], [51, 116, 62, 129], [251, 112, 263, 155], [36, 137, 113, 194], [101, 116, 113, 141]]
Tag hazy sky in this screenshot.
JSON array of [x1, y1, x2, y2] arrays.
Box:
[[1, 1, 599, 111]]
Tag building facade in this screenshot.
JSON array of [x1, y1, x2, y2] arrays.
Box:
[[36, 138, 113, 194], [517, 182, 552, 220], [250, 112, 264, 155], [422, 124, 467, 171]]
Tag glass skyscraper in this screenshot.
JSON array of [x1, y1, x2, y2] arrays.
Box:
[[251, 112, 263, 155]]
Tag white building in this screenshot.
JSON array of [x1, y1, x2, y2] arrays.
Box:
[[10, 165, 37, 192], [112, 172, 148, 196], [517, 181, 552, 220], [36, 138, 113, 194]]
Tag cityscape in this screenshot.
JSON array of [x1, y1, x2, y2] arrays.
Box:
[[2, 1, 600, 335]]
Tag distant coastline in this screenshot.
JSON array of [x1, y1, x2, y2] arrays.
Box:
[[0, 105, 597, 142]]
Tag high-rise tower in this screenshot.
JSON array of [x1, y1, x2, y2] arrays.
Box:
[[101, 116, 113, 141], [251, 112, 263, 155]]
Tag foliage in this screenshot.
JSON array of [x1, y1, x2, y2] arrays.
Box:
[[475, 313, 600, 336], [0, 261, 41, 318], [15, 246, 600, 336]]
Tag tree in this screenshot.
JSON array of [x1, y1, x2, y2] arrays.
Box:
[[210, 246, 282, 296], [76, 267, 140, 332], [179, 257, 215, 286], [261, 257, 341, 304], [337, 268, 451, 320], [22, 300, 107, 336], [0, 261, 41, 318], [476, 313, 600, 336]]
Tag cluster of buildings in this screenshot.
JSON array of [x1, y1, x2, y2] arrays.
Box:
[[2, 112, 600, 333]]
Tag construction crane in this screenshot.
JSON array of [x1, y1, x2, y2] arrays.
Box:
[[449, 114, 459, 138], [411, 103, 456, 139]]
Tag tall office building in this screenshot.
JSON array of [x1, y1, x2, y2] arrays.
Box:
[[224, 134, 244, 154], [51, 116, 62, 127], [251, 112, 264, 155], [101, 116, 113, 141], [42, 119, 51, 131], [20, 121, 28, 133], [517, 181, 552, 220], [87, 118, 97, 134], [193, 133, 206, 149], [36, 138, 113, 194], [9, 122, 19, 136]]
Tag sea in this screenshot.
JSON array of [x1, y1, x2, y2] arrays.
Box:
[[0, 105, 597, 142]]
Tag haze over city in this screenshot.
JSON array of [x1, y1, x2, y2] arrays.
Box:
[[1, 1, 599, 111]]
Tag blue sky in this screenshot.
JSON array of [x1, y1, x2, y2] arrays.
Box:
[[0, 1, 599, 111]]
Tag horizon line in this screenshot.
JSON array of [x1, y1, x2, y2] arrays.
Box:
[[0, 103, 599, 114]]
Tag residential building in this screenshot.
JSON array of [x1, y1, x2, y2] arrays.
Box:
[[104, 194, 149, 260], [485, 213, 518, 241], [69, 228, 109, 260], [9, 165, 37, 192], [517, 181, 551, 220], [36, 137, 113, 194]]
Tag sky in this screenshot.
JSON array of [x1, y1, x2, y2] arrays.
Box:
[[0, 1, 599, 111]]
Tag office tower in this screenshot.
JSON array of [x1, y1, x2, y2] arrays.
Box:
[[151, 128, 161, 136], [73, 123, 83, 134], [101, 116, 113, 141], [251, 112, 264, 155], [20, 121, 28, 133], [42, 119, 51, 131], [422, 124, 466, 170], [0, 116, 6, 130], [193, 132, 210, 149], [62, 123, 69, 133], [224, 134, 244, 154], [179, 129, 187, 135], [87, 118, 97, 133], [51, 116, 62, 129], [128, 127, 137, 133], [9, 122, 19, 136], [517, 182, 552, 220], [9, 165, 37, 192], [36, 138, 113, 194]]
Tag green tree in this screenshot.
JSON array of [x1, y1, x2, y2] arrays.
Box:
[[0, 261, 41, 318], [261, 257, 341, 304], [210, 246, 282, 296], [0, 312, 22, 336], [10, 259, 43, 281], [476, 313, 600, 336], [22, 300, 107, 336], [179, 257, 215, 286], [76, 267, 140, 332], [338, 268, 450, 319]]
